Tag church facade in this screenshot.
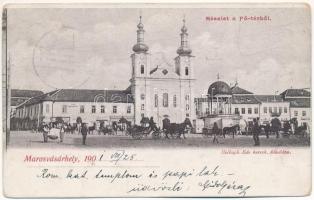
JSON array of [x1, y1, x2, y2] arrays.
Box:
[[130, 17, 196, 126]]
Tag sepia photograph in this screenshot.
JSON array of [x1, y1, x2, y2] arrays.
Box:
[[1, 2, 312, 198], [4, 5, 311, 149]]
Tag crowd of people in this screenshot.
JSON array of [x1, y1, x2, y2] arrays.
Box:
[[211, 117, 309, 146], [41, 122, 88, 145]]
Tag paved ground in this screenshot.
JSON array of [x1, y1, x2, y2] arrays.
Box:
[[7, 131, 311, 149]]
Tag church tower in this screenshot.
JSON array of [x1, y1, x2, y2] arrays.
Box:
[[174, 18, 196, 121], [130, 16, 151, 125], [174, 18, 194, 79]]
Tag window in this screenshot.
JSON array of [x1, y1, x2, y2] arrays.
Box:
[[269, 107, 272, 113], [206, 108, 209, 114], [241, 108, 245, 114], [141, 113, 144, 118], [254, 107, 258, 114], [173, 95, 177, 107], [302, 111, 306, 116], [101, 105, 105, 113], [235, 108, 239, 114], [46, 104, 49, 113], [294, 111, 298, 117], [163, 93, 168, 107], [274, 107, 277, 113], [141, 65, 144, 74], [141, 94, 145, 100], [154, 94, 158, 107], [127, 105, 131, 114], [284, 107, 288, 113], [185, 67, 189, 76], [185, 95, 190, 102], [279, 107, 282, 113], [263, 107, 267, 113], [62, 105, 67, 113], [186, 104, 190, 111], [248, 108, 252, 114], [92, 105, 96, 113], [141, 104, 144, 111], [113, 106, 117, 114], [80, 105, 85, 113]]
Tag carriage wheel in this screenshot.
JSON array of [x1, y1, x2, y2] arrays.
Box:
[[132, 132, 143, 140], [172, 132, 180, 139], [152, 131, 161, 139]]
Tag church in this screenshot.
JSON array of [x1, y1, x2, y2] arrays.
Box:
[[130, 16, 196, 126]]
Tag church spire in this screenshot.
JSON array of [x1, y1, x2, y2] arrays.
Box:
[[132, 15, 149, 53], [177, 16, 192, 56]]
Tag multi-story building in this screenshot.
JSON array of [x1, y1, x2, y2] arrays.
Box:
[[14, 89, 134, 130], [194, 81, 309, 127], [281, 89, 311, 126], [254, 95, 290, 123]]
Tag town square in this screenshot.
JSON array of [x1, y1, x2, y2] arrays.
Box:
[[4, 7, 311, 148]]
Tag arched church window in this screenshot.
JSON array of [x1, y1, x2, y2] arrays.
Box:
[[173, 95, 177, 107], [154, 94, 158, 107], [141, 65, 144, 74], [163, 93, 168, 107], [185, 67, 189, 76]]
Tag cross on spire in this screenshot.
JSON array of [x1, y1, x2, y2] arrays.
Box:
[[217, 73, 220, 80]]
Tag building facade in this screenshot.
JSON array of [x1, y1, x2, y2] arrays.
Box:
[[281, 89, 311, 126], [14, 89, 134, 130], [130, 17, 195, 126], [195, 81, 310, 127]]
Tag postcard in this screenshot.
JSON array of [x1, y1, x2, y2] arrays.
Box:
[[1, 2, 312, 198]]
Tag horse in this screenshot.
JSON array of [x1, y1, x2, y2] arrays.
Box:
[[65, 123, 76, 134], [222, 124, 240, 139], [271, 118, 282, 138], [163, 118, 193, 139], [87, 123, 96, 134]]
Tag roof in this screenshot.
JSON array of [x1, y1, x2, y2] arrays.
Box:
[[287, 98, 311, 108], [208, 81, 232, 96], [11, 89, 44, 106], [11, 89, 44, 98], [254, 95, 285, 103], [194, 97, 209, 103], [20, 89, 133, 107], [231, 85, 253, 95], [231, 95, 260, 104], [281, 89, 311, 98]]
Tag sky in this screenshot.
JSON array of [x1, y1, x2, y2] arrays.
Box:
[[6, 4, 311, 96]]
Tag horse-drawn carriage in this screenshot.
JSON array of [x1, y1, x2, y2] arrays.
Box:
[[201, 115, 242, 138], [126, 117, 192, 140]]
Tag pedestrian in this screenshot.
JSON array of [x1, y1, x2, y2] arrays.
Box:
[[252, 118, 260, 146], [43, 124, 49, 143], [59, 124, 65, 143], [149, 117, 158, 131], [81, 123, 88, 145], [265, 123, 270, 139], [212, 122, 219, 144]]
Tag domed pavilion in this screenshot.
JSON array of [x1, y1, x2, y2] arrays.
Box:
[[207, 80, 233, 115]]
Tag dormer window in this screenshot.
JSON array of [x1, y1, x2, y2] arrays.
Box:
[[141, 65, 144, 74]]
